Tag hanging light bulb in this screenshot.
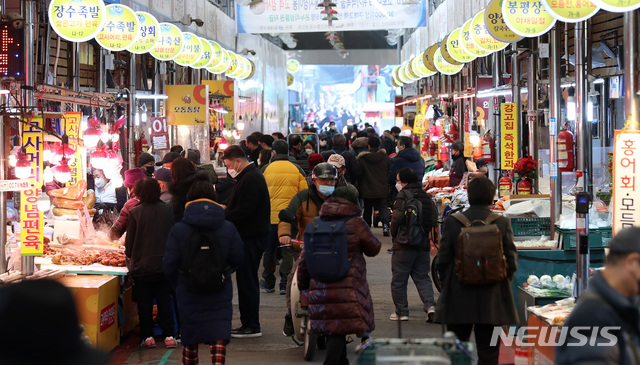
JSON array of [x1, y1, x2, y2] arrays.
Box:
[[141, 112, 147, 123], [110, 174, 124, 188], [8, 146, 20, 167], [111, 133, 120, 143], [51, 144, 76, 165], [100, 131, 111, 143], [37, 185, 51, 212], [218, 138, 230, 150], [90, 146, 110, 170], [83, 116, 103, 149], [43, 166, 54, 183], [42, 143, 53, 163], [567, 96, 576, 121], [14, 150, 31, 179], [52, 158, 72, 183]]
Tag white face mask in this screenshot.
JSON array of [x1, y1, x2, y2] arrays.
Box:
[[395, 146, 400, 153], [95, 177, 106, 189], [227, 160, 239, 179], [305, 148, 314, 155], [395, 183, 403, 192]]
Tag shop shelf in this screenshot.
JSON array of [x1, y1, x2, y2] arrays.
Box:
[[510, 217, 551, 237], [555, 226, 613, 250]]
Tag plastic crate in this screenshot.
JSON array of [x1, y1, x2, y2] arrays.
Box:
[[555, 226, 613, 250], [510, 217, 551, 237], [356, 340, 473, 365]]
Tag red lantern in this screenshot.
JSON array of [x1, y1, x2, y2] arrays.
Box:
[[499, 175, 513, 197], [516, 178, 532, 195]]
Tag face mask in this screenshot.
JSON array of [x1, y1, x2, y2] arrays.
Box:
[[94, 177, 106, 189], [317, 184, 335, 197], [319, 140, 327, 147], [146, 166, 155, 175], [227, 160, 239, 179], [395, 146, 400, 153], [330, 126, 337, 131], [395, 183, 403, 192], [305, 149, 314, 155]]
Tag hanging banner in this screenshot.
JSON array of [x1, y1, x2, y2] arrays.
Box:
[[165, 85, 209, 125], [446, 28, 476, 63], [613, 130, 640, 235], [127, 11, 160, 54], [236, 1, 427, 33], [64, 112, 83, 187], [20, 117, 44, 256], [191, 37, 214, 69], [485, 0, 524, 43], [202, 80, 235, 128], [174, 32, 203, 67], [470, 10, 509, 52], [433, 48, 464, 75], [95, 4, 140, 51], [48, 0, 107, 43], [149, 23, 183, 61], [460, 19, 491, 57], [591, 0, 640, 12], [541, 0, 600, 23], [150, 117, 169, 151], [207, 49, 230, 74], [500, 103, 518, 170], [502, 0, 557, 37]]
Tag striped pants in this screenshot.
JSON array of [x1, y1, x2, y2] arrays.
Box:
[[182, 340, 228, 365]]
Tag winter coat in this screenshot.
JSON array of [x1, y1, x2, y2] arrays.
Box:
[[124, 201, 175, 278], [159, 189, 172, 205], [321, 147, 357, 183], [354, 148, 390, 199], [434, 206, 518, 325], [278, 185, 325, 240], [169, 172, 211, 222], [225, 164, 271, 243], [163, 199, 244, 345], [297, 198, 381, 335], [350, 137, 370, 157], [197, 163, 218, 184], [261, 154, 307, 224], [449, 155, 468, 187], [382, 133, 396, 156], [108, 194, 139, 240], [390, 182, 438, 250], [556, 271, 640, 365], [388, 147, 426, 185]]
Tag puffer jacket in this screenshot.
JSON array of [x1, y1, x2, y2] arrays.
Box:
[[354, 148, 390, 199], [388, 147, 426, 185], [169, 172, 211, 222], [297, 198, 381, 335], [350, 137, 370, 157], [278, 185, 325, 240], [261, 154, 307, 224]]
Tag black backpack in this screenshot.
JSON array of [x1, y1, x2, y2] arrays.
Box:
[[395, 190, 424, 246], [303, 215, 357, 283], [179, 228, 228, 293]]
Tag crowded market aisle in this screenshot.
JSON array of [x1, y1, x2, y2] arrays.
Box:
[[111, 226, 445, 365]]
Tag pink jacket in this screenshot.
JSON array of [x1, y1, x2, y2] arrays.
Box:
[[108, 195, 139, 240]]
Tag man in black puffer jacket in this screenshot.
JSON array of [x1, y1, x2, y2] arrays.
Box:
[[354, 136, 391, 235]]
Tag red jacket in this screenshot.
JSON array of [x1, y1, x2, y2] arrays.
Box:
[[297, 198, 381, 335], [109, 195, 139, 240]]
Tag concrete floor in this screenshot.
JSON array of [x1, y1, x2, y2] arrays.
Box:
[[115, 227, 446, 365]]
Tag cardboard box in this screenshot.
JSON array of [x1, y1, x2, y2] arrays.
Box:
[[59, 275, 120, 351]]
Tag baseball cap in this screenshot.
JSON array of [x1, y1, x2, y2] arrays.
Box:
[[136, 152, 155, 167], [608, 227, 640, 254], [153, 168, 172, 182], [327, 154, 345, 169], [156, 152, 180, 166]]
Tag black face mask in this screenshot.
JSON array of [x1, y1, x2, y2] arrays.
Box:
[[146, 166, 155, 175]]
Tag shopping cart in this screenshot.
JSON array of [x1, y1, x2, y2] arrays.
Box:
[[356, 337, 474, 365]]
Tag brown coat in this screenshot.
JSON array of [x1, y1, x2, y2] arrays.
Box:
[[297, 198, 382, 335]]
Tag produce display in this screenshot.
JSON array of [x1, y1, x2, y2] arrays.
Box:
[[528, 297, 575, 326], [523, 274, 573, 297], [516, 237, 557, 249]]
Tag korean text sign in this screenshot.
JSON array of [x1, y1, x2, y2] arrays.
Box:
[[150, 117, 169, 150], [20, 117, 44, 256], [500, 103, 518, 170], [165, 85, 209, 125], [613, 130, 640, 235], [65, 112, 83, 187], [48, 0, 106, 43]]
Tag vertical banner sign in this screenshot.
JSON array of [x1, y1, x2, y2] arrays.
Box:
[[201, 80, 235, 128], [500, 103, 518, 170], [613, 130, 640, 235], [20, 117, 44, 256], [150, 117, 169, 150], [165, 85, 209, 125], [64, 112, 83, 186]]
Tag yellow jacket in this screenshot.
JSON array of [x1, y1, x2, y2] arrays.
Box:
[[262, 155, 308, 224]]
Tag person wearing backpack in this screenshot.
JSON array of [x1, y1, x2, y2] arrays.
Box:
[[163, 181, 244, 365], [435, 177, 518, 365], [297, 187, 382, 365], [390, 168, 438, 322]]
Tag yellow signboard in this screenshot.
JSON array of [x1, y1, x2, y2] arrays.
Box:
[[207, 49, 230, 74], [202, 80, 234, 128], [228, 55, 247, 79], [226, 51, 240, 76], [149, 23, 183, 61], [64, 112, 84, 187], [239, 58, 254, 79], [484, 0, 523, 43], [166, 85, 209, 125], [423, 44, 439, 72], [287, 59, 301, 73], [191, 37, 213, 69], [208, 41, 224, 69], [591, 0, 640, 12], [446, 28, 476, 63], [174, 32, 203, 66], [612, 130, 640, 234], [48, 0, 106, 42], [412, 52, 436, 78], [439, 35, 462, 66], [541, 0, 599, 23], [20, 117, 44, 256], [95, 4, 139, 51], [127, 11, 159, 54], [502, 0, 557, 37], [500, 103, 518, 170], [460, 19, 491, 57], [470, 10, 509, 52], [433, 48, 464, 76]]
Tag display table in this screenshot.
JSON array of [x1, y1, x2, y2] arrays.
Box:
[[527, 313, 558, 365], [58, 275, 120, 351], [517, 287, 569, 327]]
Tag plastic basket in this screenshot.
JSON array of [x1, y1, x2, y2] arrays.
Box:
[[555, 226, 613, 250], [356, 339, 473, 365], [510, 217, 551, 237]]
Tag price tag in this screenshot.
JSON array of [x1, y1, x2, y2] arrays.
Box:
[[549, 117, 557, 137], [576, 217, 587, 231], [550, 162, 558, 179]]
